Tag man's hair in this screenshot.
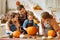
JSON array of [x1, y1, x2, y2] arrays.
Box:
[[17, 5, 24, 10]]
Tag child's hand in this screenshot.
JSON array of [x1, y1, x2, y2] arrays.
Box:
[[9, 31, 13, 34], [16, 22, 20, 27], [56, 35, 60, 39], [24, 28, 27, 30]]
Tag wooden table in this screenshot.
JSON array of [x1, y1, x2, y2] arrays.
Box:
[[0, 38, 60, 40], [0, 35, 60, 40]]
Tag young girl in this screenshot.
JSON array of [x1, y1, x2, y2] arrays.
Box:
[[41, 12, 60, 37], [22, 11, 39, 34], [6, 13, 20, 34]]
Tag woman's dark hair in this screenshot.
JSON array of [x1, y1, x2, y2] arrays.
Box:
[[41, 12, 53, 19], [17, 5, 24, 10]]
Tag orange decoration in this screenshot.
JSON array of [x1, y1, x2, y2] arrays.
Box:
[[33, 5, 42, 10], [16, 1, 20, 6], [26, 26, 38, 35], [13, 31, 20, 38], [33, 19, 40, 24], [48, 30, 56, 37]]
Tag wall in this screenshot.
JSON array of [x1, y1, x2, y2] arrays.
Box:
[[0, 0, 2, 15], [8, 0, 47, 10], [0, 0, 6, 16]]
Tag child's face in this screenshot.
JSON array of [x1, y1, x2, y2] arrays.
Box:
[[28, 15, 34, 20], [14, 15, 18, 21]]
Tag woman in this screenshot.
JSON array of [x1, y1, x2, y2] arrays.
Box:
[[41, 12, 60, 37], [6, 13, 20, 34]]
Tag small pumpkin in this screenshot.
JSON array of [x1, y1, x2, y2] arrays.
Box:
[[33, 5, 42, 10], [16, 1, 20, 6], [13, 31, 21, 38], [48, 30, 56, 37], [26, 26, 38, 35]]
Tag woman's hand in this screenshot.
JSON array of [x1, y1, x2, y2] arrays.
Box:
[[56, 31, 60, 38]]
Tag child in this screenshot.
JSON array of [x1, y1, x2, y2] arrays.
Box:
[[41, 12, 60, 38], [22, 11, 39, 34], [6, 13, 20, 34]]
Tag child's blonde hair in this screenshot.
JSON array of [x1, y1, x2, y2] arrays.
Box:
[[27, 11, 34, 17]]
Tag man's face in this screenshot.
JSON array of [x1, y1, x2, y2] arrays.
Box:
[[42, 18, 49, 23], [19, 8, 26, 14]]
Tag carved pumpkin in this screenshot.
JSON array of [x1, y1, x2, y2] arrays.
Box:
[[13, 31, 20, 38], [26, 26, 38, 35], [48, 30, 55, 37], [16, 1, 20, 6]]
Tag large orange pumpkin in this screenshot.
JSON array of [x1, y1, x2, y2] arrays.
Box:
[[26, 26, 38, 35], [13, 31, 20, 38], [48, 30, 55, 37]]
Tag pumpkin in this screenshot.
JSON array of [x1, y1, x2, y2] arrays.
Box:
[[13, 31, 20, 38], [16, 1, 20, 6], [33, 5, 42, 10], [48, 30, 55, 37], [26, 26, 38, 35]]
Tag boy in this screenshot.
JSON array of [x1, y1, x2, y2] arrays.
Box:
[[23, 11, 39, 34]]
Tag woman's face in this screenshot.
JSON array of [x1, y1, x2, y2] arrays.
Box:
[[28, 15, 34, 20], [42, 18, 49, 22]]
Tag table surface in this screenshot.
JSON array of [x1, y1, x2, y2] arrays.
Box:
[[0, 35, 60, 40], [0, 38, 60, 40]]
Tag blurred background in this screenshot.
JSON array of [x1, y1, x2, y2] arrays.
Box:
[[0, 0, 60, 22]]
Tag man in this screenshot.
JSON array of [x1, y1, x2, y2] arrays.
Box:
[[17, 5, 28, 26], [17, 5, 40, 34], [17, 5, 40, 26]]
